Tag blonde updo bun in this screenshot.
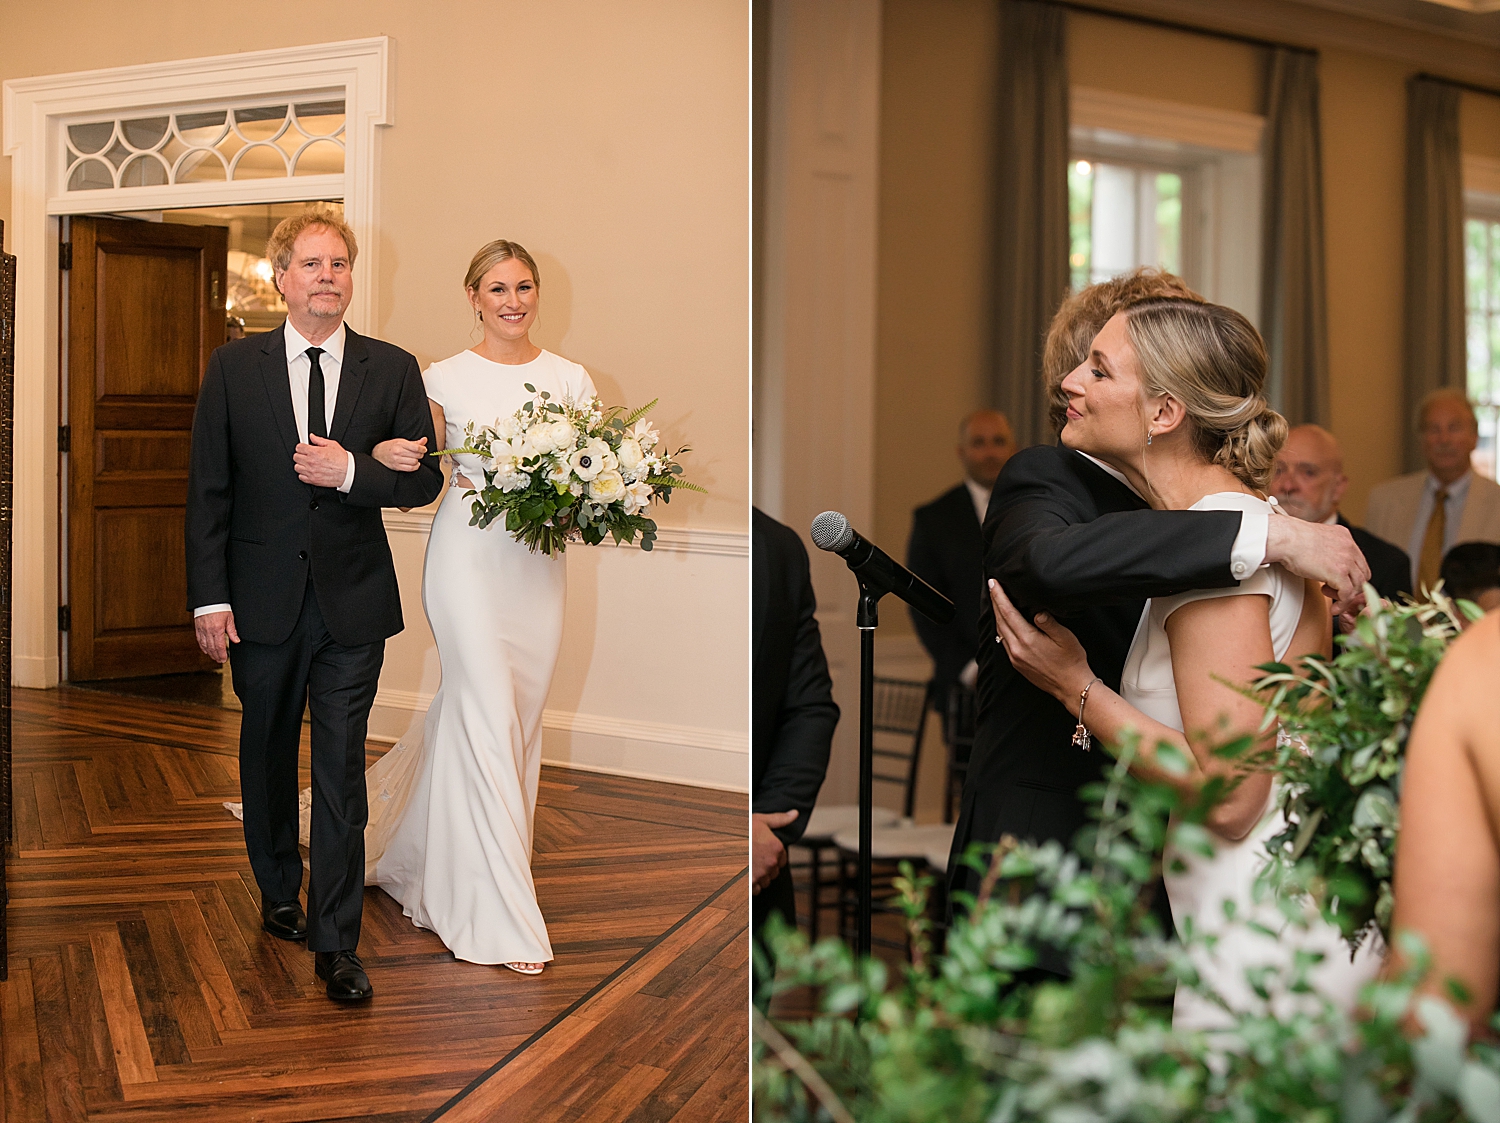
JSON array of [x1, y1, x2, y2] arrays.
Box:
[[1123, 298, 1286, 491]]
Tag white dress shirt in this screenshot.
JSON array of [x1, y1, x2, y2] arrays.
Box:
[[1406, 471, 1472, 587], [1077, 452, 1269, 581], [193, 320, 357, 618], [964, 477, 992, 526]]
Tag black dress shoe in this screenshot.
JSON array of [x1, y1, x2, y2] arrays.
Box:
[[261, 898, 308, 941], [315, 950, 373, 1001]]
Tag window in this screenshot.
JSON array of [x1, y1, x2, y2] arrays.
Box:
[[64, 99, 346, 192], [1066, 88, 1264, 340], [1069, 160, 1183, 291], [1467, 210, 1500, 478]]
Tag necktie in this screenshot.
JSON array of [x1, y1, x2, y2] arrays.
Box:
[[1418, 487, 1449, 593], [306, 347, 327, 440]]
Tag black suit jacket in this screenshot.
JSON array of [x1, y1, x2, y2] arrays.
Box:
[[1339, 515, 1411, 602], [752, 508, 839, 849], [185, 323, 444, 647], [949, 446, 1244, 902], [907, 483, 984, 696]]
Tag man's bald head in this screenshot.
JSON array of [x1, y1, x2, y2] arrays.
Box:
[[1271, 424, 1348, 523], [958, 409, 1014, 489]]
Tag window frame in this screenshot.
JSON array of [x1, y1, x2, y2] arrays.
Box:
[[1464, 189, 1500, 479]]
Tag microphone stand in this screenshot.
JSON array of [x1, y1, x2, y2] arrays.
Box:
[[855, 580, 881, 960]]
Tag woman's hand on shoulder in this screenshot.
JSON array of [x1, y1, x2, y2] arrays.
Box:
[[988, 578, 1095, 706]]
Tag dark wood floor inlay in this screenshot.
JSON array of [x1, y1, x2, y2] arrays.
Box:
[[2, 686, 748, 1122]]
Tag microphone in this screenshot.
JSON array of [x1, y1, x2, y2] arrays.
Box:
[[810, 511, 955, 624]]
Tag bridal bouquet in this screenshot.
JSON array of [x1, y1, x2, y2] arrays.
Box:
[[437, 384, 701, 555], [1247, 588, 1472, 949]]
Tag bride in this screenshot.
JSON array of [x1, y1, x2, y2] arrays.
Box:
[[347, 239, 590, 974], [987, 297, 1380, 1029]]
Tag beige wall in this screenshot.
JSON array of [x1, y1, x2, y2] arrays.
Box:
[[0, 2, 750, 787], [1465, 90, 1500, 160], [875, 0, 1500, 646]]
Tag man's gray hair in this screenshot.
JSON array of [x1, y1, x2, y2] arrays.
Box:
[[1417, 387, 1477, 432]]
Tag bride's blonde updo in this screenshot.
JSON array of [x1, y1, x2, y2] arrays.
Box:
[[464, 239, 540, 292], [1123, 298, 1286, 491]]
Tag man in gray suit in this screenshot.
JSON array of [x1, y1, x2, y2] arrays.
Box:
[[1366, 389, 1500, 593]]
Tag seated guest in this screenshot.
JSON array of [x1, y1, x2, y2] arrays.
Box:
[[1439, 541, 1500, 619], [752, 508, 838, 997], [907, 409, 1014, 698], [1271, 424, 1410, 601], [1365, 390, 1500, 594], [1390, 610, 1500, 1032]]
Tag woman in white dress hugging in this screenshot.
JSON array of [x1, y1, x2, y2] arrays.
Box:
[[363, 239, 596, 975], [987, 297, 1380, 1029]]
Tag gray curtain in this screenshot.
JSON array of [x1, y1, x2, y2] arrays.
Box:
[[1260, 48, 1330, 428], [1401, 77, 1467, 472], [991, 0, 1069, 449]]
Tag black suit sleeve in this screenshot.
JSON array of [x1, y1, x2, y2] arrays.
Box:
[[343, 353, 445, 509], [754, 524, 839, 848], [185, 349, 233, 611], [987, 450, 1242, 615]]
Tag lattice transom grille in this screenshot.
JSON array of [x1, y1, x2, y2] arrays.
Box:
[[64, 99, 346, 191]]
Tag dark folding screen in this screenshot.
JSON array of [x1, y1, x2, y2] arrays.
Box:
[[1, 218, 14, 980]]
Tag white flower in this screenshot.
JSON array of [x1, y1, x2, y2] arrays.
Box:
[[544, 457, 572, 487], [524, 423, 554, 455], [496, 414, 524, 440], [616, 438, 645, 477], [629, 418, 659, 451], [494, 466, 531, 493], [545, 420, 577, 452], [623, 480, 653, 515], [588, 469, 626, 504], [569, 440, 612, 481]]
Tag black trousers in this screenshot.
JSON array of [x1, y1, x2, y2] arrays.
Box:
[[229, 581, 384, 953], [752, 865, 797, 1008]]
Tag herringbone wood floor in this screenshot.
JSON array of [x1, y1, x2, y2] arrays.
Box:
[[1, 687, 748, 1122]]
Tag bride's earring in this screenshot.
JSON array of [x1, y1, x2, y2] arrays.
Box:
[[1146, 429, 1153, 446]]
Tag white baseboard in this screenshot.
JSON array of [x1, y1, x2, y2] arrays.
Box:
[[13, 654, 58, 689], [367, 688, 748, 793]]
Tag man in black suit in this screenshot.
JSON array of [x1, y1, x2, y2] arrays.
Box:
[[946, 277, 1372, 960], [1272, 424, 1411, 602], [752, 508, 838, 968], [907, 410, 1015, 700], [186, 211, 443, 1002]]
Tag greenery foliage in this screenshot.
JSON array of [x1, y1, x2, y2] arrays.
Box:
[[754, 743, 1500, 1123], [1248, 589, 1474, 948]]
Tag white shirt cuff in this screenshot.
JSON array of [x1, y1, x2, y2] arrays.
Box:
[[337, 450, 356, 493], [194, 603, 232, 617], [1229, 508, 1269, 581], [958, 659, 978, 690]]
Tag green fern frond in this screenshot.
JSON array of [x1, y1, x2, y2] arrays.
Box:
[[645, 475, 706, 494], [623, 398, 659, 426]]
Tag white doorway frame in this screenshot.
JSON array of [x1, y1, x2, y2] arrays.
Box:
[[3, 38, 390, 687]]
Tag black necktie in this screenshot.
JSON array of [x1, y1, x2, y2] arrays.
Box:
[[306, 346, 327, 439]]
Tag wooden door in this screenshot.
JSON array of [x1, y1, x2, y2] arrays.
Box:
[[65, 217, 227, 680]]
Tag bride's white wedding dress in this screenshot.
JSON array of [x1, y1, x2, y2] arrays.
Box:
[[358, 347, 595, 965], [1120, 492, 1381, 1030]]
